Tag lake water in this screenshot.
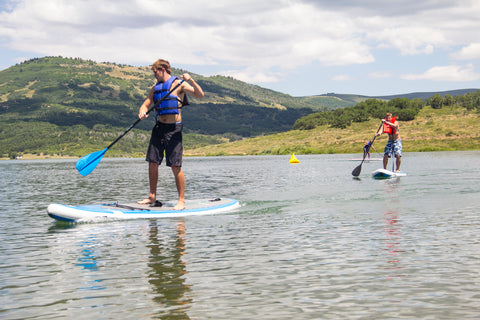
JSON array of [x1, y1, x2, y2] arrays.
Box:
[[1, 151, 480, 319]]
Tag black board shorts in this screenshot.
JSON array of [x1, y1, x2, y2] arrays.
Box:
[[145, 122, 183, 167]]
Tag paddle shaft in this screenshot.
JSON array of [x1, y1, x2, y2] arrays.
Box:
[[106, 79, 185, 150], [365, 122, 383, 155]]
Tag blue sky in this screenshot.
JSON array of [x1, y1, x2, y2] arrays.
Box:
[[1, 0, 479, 97]]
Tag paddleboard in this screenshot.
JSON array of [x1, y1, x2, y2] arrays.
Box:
[[47, 198, 240, 222], [372, 168, 407, 179]]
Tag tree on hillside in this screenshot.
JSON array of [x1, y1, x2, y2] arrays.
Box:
[[428, 94, 444, 109], [444, 94, 454, 106], [293, 97, 424, 130]]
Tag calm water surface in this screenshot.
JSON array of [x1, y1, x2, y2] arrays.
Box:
[[1, 152, 480, 319]]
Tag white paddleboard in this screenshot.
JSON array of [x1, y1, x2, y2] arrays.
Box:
[[47, 198, 240, 222], [372, 168, 407, 179]]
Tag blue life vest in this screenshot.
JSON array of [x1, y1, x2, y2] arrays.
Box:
[[153, 76, 186, 115]]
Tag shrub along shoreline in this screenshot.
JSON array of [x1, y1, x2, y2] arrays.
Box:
[[4, 106, 478, 160]]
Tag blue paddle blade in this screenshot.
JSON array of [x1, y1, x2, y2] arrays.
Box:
[[76, 148, 108, 176]]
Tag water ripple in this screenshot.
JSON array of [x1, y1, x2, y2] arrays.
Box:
[[1, 153, 480, 319]]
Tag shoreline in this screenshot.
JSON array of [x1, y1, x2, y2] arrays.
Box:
[[0, 154, 79, 160], [2, 147, 479, 161]]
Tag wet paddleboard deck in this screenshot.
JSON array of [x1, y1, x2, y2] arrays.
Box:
[[372, 169, 407, 179], [47, 198, 240, 222]]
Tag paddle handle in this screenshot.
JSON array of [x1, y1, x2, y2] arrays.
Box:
[[106, 79, 185, 150]]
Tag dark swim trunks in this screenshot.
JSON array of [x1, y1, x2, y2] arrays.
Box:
[[145, 122, 183, 167]]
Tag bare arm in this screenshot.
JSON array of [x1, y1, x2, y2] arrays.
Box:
[[180, 73, 204, 98], [383, 119, 399, 134], [376, 119, 399, 136], [138, 87, 155, 120], [383, 119, 398, 129]]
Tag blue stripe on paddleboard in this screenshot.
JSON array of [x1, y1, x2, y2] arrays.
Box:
[[47, 212, 77, 222], [52, 199, 239, 216]]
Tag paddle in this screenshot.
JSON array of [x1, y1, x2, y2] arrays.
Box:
[[351, 121, 383, 177], [76, 79, 185, 176]]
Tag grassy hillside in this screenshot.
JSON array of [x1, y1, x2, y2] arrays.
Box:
[[0, 56, 318, 134], [0, 56, 318, 158], [184, 106, 480, 156], [1, 56, 479, 159]]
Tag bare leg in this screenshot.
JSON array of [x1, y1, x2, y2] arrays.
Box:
[[171, 166, 185, 210], [396, 155, 401, 172], [383, 154, 388, 169], [138, 162, 158, 204]]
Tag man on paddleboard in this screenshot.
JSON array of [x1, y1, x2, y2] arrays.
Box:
[[375, 113, 402, 172], [137, 59, 204, 210]]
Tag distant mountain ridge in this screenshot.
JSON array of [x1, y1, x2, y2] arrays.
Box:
[[313, 88, 480, 106], [370, 88, 480, 100]]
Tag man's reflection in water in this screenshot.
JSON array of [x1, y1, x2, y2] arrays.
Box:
[[384, 211, 402, 267], [383, 181, 405, 280], [147, 220, 191, 319]]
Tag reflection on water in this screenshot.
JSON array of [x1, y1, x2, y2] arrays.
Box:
[[147, 220, 191, 319], [383, 210, 403, 278], [381, 178, 405, 282], [77, 238, 100, 271]]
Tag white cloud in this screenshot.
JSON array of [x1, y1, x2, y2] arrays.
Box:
[[373, 27, 442, 55], [451, 43, 480, 60], [331, 74, 351, 81], [1, 0, 480, 94], [302, 0, 456, 16], [401, 64, 480, 82], [368, 71, 392, 79], [0, 0, 377, 78], [224, 69, 280, 83]]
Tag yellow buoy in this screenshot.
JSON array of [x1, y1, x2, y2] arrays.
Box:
[[289, 153, 300, 164]]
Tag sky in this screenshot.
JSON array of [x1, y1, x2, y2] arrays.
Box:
[[0, 0, 479, 97]]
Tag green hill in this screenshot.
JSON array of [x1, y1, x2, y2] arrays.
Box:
[[0, 56, 318, 158], [305, 89, 480, 108], [185, 106, 480, 156], [0, 56, 318, 134], [1, 56, 479, 159]]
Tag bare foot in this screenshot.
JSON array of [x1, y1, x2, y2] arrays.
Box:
[[137, 197, 155, 205], [173, 201, 185, 210]]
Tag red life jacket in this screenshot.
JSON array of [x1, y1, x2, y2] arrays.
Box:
[[382, 117, 397, 134]]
